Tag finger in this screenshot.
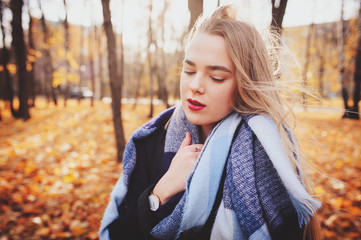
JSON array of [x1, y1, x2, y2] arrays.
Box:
[[192, 144, 204, 152], [180, 132, 192, 149], [194, 145, 201, 152]]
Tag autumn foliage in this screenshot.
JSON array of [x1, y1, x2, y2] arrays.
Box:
[[295, 111, 361, 239], [0, 99, 360, 239]]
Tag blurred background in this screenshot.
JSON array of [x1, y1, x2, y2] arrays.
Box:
[[0, 0, 360, 239]]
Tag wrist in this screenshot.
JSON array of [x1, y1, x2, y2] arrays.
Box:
[[153, 179, 173, 205]]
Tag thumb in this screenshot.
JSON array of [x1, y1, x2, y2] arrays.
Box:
[[180, 132, 192, 148]]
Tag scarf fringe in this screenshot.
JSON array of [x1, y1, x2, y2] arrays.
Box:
[[290, 194, 322, 227]]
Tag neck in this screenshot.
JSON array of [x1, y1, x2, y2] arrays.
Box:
[[200, 124, 213, 143]]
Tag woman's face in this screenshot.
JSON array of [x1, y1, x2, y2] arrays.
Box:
[[181, 32, 236, 137]]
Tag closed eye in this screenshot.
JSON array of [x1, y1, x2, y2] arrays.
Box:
[[183, 70, 195, 75], [211, 77, 225, 82]]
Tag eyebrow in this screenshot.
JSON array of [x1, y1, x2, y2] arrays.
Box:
[[184, 59, 232, 74]]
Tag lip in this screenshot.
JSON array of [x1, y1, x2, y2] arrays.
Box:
[[187, 98, 206, 111]]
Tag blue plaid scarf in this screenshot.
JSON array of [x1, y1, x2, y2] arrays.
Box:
[[99, 106, 321, 239]]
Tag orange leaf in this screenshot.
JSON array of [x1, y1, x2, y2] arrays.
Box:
[[52, 232, 72, 238], [35, 227, 51, 237], [70, 220, 88, 236], [331, 197, 343, 209], [62, 175, 75, 183], [314, 186, 324, 195], [87, 231, 99, 240], [71, 225, 87, 236], [349, 206, 361, 215]]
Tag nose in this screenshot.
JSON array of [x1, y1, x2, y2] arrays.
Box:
[[189, 72, 205, 94]]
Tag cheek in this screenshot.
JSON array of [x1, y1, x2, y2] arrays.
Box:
[[229, 88, 236, 106], [222, 84, 236, 108], [223, 94, 234, 110], [228, 97, 235, 111], [180, 74, 191, 95], [180, 79, 189, 104]]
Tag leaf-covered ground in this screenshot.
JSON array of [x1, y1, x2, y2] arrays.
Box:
[[0, 99, 360, 239], [295, 111, 361, 239]]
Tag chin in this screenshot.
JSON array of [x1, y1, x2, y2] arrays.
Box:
[[183, 109, 202, 125], [184, 111, 213, 127]]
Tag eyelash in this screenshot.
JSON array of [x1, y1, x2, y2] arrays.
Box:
[[211, 77, 225, 82], [183, 70, 195, 75], [183, 71, 225, 82]]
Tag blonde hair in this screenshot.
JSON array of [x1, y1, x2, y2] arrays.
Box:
[[186, 5, 297, 169], [185, 5, 321, 239]]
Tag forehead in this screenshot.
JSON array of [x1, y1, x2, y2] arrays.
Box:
[[185, 33, 234, 71]]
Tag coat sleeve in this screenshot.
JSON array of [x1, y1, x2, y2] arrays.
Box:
[[105, 128, 168, 239], [107, 184, 157, 239]]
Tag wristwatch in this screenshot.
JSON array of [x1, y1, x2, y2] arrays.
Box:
[[148, 192, 161, 211]]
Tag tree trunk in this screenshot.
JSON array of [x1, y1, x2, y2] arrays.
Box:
[[314, 25, 327, 99], [132, 51, 144, 110], [147, 0, 154, 118], [318, 49, 326, 98], [156, 69, 169, 108], [0, 2, 15, 116], [156, 0, 169, 108], [188, 0, 203, 30], [11, 0, 30, 120], [101, 0, 126, 162], [339, 0, 351, 118], [302, 22, 314, 110], [78, 26, 85, 104], [89, 25, 96, 107], [119, 1, 124, 104], [0, 47, 14, 115], [27, 4, 36, 107], [271, 0, 288, 36], [148, 59, 155, 118], [39, 0, 57, 106], [97, 26, 105, 100], [63, 0, 70, 107], [270, 0, 288, 80], [346, 0, 361, 119]]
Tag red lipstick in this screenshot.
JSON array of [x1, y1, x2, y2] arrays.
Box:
[[187, 98, 206, 111]]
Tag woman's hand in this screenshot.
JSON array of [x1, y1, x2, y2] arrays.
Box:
[[153, 132, 203, 204]]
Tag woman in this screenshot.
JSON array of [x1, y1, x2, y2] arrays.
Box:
[[100, 5, 321, 240]]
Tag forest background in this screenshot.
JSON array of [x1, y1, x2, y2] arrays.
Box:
[[0, 0, 361, 239]]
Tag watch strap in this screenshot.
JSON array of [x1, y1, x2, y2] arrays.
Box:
[[149, 192, 161, 211]]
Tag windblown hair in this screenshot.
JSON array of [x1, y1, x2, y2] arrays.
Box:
[[185, 5, 295, 167], [185, 5, 321, 239]]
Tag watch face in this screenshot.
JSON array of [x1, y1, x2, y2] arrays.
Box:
[[149, 194, 160, 211]]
